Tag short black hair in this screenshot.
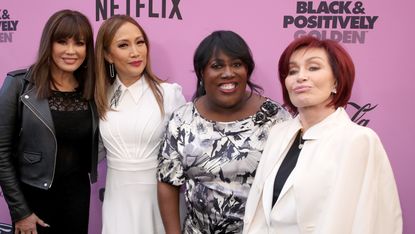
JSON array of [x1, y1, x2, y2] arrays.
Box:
[[192, 30, 262, 100]]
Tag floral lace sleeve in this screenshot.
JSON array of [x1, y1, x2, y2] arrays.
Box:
[[157, 111, 186, 186]]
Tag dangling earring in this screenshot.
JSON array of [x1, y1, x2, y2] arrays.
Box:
[[109, 63, 115, 78], [199, 79, 204, 88]]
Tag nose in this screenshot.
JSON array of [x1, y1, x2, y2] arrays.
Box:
[[221, 66, 235, 78], [296, 70, 308, 82], [66, 43, 75, 54], [130, 44, 140, 57]]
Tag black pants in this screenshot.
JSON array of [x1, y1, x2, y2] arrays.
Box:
[[18, 172, 91, 234]]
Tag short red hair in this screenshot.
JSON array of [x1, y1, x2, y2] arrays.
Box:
[[278, 36, 355, 114]]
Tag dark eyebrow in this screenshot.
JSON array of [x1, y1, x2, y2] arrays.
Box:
[[209, 58, 224, 63]]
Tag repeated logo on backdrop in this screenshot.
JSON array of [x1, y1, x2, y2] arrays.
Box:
[[283, 1, 379, 43], [0, 9, 18, 43]]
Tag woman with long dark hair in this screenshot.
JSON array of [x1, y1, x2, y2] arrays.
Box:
[[0, 9, 98, 234]]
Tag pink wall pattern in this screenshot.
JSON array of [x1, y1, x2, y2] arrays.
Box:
[[0, 1, 414, 233]]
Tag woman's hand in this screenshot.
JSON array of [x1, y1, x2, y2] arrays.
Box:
[[14, 213, 49, 234]]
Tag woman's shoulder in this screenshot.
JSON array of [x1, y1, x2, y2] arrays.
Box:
[[5, 68, 30, 84], [160, 82, 184, 100], [259, 97, 292, 122], [7, 68, 28, 77], [2, 68, 31, 93], [160, 81, 183, 94], [332, 108, 379, 139], [171, 101, 193, 115], [319, 111, 383, 151], [342, 121, 381, 142], [166, 102, 197, 126]]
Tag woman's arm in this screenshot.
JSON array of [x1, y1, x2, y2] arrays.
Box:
[[157, 103, 187, 234], [157, 182, 181, 234], [0, 74, 32, 222]]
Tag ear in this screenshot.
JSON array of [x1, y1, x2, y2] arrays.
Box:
[[104, 51, 113, 64], [331, 80, 338, 94], [333, 79, 338, 88]]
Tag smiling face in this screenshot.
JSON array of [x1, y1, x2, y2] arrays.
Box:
[[202, 50, 248, 109], [285, 47, 337, 112], [51, 37, 86, 75], [105, 22, 147, 84]]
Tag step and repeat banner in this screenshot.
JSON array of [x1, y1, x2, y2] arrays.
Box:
[[0, 0, 414, 233]]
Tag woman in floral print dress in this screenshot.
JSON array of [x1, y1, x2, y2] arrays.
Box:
[[157, 30, 291, 234]]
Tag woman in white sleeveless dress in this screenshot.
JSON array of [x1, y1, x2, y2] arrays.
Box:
[[95, 15, 186, 234]]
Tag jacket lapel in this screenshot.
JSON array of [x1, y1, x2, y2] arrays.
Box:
[[260, 119, 302, 223], [21, 87, 55, 133], [262, 118, 302, 177], [274, 130, 302, 205]]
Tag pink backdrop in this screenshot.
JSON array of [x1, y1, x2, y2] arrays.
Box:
[[1, 1, 414, 233]]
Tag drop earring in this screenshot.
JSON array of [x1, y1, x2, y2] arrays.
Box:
[[109, 63, 115, 78]]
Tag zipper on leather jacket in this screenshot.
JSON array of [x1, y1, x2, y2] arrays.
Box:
[[21, 98, 57, 189]]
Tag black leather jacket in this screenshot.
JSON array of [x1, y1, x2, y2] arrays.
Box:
[[0, 69, 99, 222]]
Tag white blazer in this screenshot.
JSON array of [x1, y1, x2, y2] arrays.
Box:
[[243, 108, 402, 234]]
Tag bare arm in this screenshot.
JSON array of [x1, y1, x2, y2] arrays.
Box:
[[158, 181, 181, 234]]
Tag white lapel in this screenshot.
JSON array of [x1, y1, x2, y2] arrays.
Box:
[[260, 118, 302, 224], [261, 118, 302, 178]]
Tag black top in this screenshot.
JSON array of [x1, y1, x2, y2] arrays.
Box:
[[272, 130, 304, 206], [48, 90, 92, 181]]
